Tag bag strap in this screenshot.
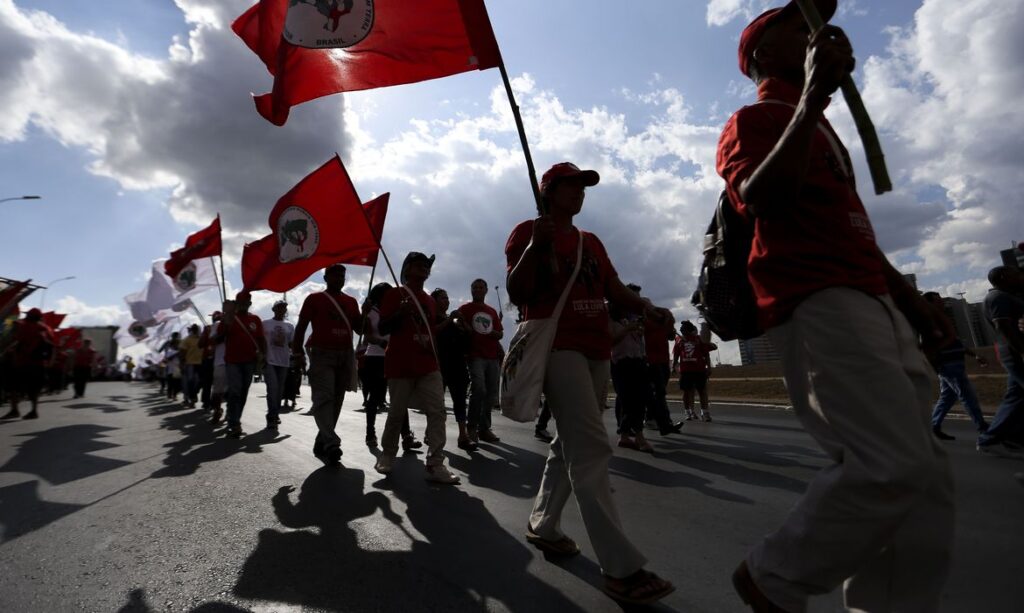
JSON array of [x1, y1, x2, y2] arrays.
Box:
[[233, 314, 262, 353], [550, 229, 585, 322], [757, 99, 852, 179], [398, 286, 441, 366], [320, 291, 356, 343]]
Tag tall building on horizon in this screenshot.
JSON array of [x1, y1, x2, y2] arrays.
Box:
[[739, 335, 779, 366]]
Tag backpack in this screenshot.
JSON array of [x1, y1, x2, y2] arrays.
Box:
[[691, 190, 761, 341]]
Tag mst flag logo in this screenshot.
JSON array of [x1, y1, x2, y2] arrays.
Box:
[[128, 321, 148, 340], [277, 206, 320, 263], [284, 0, 374, 49], [173, 262, 198, 292]]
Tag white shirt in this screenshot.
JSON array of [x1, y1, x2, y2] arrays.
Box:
[[364, 308, 389, 358], [212, 322, 226, 367], [262, 318, 295, 367]]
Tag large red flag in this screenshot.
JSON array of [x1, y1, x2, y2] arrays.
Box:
[[232, 0, 502, 125], [241, 156, 389, 292], [0, 280, 30, 320], [41, 311, 66, 330], [165, 217, 223, 278]]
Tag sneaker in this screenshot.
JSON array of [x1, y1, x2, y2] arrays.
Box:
[[701, 412, 713, 423], [977, 440, 1024, 457], [226, 427, 243, 439], [1, 409, 20, 419], [402, 436, 423, 451], [478, 429, 500, 443], [534, 428, 554, 442], [932, 427, 955, 441], [22, 410, 38, 420], [457, 436, 478, 451], [424, 465, 460, 485], [659, 421, 684, 436], [467, 427, 479, 444], [374, 455, 394, 475]]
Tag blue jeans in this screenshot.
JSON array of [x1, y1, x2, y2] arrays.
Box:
[[468, 358, 499, 431], [979, 354, 1024, 446], [183, 364, 201, 403], [930, 361, 987, 431], [264, 364, 288, 422], [225, 361, 257, 429]]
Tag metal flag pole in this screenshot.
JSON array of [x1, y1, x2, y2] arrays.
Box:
[[208, 257, 225, 304], [216, 214, 228, 301], [497, 59, 545, 214], [494, 285, 505, 321], [793, 0, 891, 195]]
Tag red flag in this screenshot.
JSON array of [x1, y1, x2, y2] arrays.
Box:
[[165, 217, 223, 278], [42, 312, 66, 330], [241, 156, 389, 292], [0, 279, 30, 320], [55, 327, 83, 350], [232, 0, 501, 125]]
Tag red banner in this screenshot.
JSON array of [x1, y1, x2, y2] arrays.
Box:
[[165, 217, 223, 278]]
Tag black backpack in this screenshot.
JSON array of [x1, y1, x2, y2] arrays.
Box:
[[691, 190, 761, 341]]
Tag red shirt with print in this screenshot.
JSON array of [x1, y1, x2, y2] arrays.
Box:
[[299, 291, 360, 350], [380, 287, 439, 379], [457, 302, 503, 360], [13, 320, 55, 367], [716, 78, 888, 329], [674, 334, 711, 373], [505, 221, 617, 360], [224, 312, 264, 364]]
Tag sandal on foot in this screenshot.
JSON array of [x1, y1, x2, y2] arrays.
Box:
[[525, 525, 580, 557], [602, 570, 675, 605]]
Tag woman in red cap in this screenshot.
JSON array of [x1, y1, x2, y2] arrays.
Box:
[[506, 161, 676, 605]]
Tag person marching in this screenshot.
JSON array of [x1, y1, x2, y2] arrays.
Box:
[[458, 279, 504, 444], [373, 253, 460, 484], [219, 292, 266, 439], [672, 321, 716, 422], [718, 2, 954, 610], [506, 162, 675, 604], [431, 287, 476, 451], [2, 308, 55, 420], [262, 300, 294, 432], [71, 338, 98, 399], [292, 264, 361, 466]]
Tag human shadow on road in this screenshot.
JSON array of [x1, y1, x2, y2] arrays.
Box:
[[149, 410, 288, 479], [117, 587, 251, 612], [65, 402, 130, 414], [445, 441, 548, 499], [0, 479, 85, 544], [608, 455, 754, 504], [659, 432, 825, 467], [0, 424, 130, 485]]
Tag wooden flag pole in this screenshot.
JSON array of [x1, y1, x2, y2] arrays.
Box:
[[793, 0, 891, 195], [497, 60, 545, 214]]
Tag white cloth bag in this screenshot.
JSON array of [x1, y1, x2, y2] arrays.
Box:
[[500, 230, 583, 422]]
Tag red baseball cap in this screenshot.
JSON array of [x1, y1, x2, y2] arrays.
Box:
[[539, 162, 600, 194], [738, 0, 836, 78]]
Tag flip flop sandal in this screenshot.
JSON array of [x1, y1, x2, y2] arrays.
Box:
[[525, 525, 581, 556], [602, 570, 676, 605]]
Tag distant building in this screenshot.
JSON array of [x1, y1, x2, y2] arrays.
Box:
[[940, 297, 996, 349], [1000, 246, 1024, 269], [78, 325, 119, 365], [739, 335, 779, 365], [903, 273, 918, 290]]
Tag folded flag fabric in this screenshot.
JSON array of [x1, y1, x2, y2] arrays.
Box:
[[165, 217, 222, 279]]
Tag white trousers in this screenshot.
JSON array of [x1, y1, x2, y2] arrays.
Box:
[[751, 288, 955, 612], [529, 350, 647, 578]]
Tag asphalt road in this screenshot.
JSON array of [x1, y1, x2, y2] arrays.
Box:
[[0, 381, 1020, 612]]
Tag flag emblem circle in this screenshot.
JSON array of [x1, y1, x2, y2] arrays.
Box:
[[278, 206, 320, 263], [173, 262, 198, 292], [283, 0, 375, 49], [128, 322, 147, 340]]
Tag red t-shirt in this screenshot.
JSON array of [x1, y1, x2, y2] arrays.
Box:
[[674, 334, 711, 373], [13, 320, 55, 367], [457, 302, 503, 360], [505, 221, 617, 360], [643, 319, 672, 365], [299, 291, 360, 350], [73, 347, 96, 368], [224, 312, 264, 364], [716, 78, 888, 329], [380, 286, 439, 379]]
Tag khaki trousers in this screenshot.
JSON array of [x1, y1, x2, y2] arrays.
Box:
[[307, 347, 352, 454], [751, 288, 955, 612], [529, 350, 647, 578], [381, 371, 447, 467]]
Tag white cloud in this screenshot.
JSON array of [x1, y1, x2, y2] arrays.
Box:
[[51, 295, 126, 327]]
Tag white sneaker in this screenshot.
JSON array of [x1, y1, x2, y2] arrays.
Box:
[[425, 465, 460, 485], [374, 455, 394, 475]]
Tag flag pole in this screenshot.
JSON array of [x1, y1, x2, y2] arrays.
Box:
[[497, 60, 545, 214], [217, 214, 228, 301], [189, 302, 208, 327], [494, 284, 505, 321], [209, 257, 225, 304]]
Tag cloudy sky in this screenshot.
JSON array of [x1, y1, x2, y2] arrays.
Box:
[[0, 0, 1020, 363]]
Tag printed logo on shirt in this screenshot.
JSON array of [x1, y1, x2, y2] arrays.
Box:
[[848, 212, 875, 240], [572, 299, 606, 315], [283, 0, 374, 49], [472, 312, 494, 335], [277, 206, 321, 263]]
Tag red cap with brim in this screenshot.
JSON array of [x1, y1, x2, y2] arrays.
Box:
[[540, 162, 600, 194], [738, 0, 837, 78]]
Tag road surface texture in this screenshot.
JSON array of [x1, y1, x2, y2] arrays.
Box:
[[0, 381, 1020, 612]]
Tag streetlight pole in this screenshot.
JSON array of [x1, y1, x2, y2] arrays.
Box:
[[0, 195, 41, 204], [39, 276, 75, 310]]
